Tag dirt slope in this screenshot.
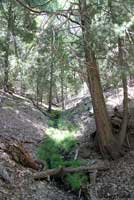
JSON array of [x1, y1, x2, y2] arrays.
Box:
[[0, 91, 76, 200]]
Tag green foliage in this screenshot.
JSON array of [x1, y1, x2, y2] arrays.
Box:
[[48, 119, 55, 127], [36, 125, 77, 168], [37, 117, 88, 190], [23, 32, 34, 43], [1, 0, 133, 194], [49, 110, 61, 119], [65, 173, 88, 190], [57, 118, 78, 132], [48, 110, 78, 133], [60, 136, 77, 151], [0, 0, 133, 101], [37, 123, 78, 164], [64, 159, 87, 167]]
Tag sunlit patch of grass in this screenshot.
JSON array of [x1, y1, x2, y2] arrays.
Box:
[[37, 113, 88, 190], [37, 127, 78, 168], [46, 127, 77, 149], [57, 118, 78, 132]]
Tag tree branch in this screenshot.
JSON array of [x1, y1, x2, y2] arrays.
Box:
[[34, 160, 110, 180]]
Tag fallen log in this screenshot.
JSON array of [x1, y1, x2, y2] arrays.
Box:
[[34, 160, 109, 180]]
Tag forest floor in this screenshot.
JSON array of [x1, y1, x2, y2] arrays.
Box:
[[0, 87, 134, 200], [0, 91, 77, 200], [63, 87, 134, 200]]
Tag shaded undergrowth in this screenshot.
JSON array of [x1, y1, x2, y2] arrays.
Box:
[[37, 110, 88, 191]]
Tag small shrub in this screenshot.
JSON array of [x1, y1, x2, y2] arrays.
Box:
[[65, 173, 88, 190], [49, 110, 61, 119], [37, 136, 63, 168], [37, 113, 88, 190], [57, 119, 77, 131], [37, 128, 77, 168], [48, 120, 55, 127], [64, 159, 87, 167], [61, 137, 77, 151], [48, 153, 64, 168]]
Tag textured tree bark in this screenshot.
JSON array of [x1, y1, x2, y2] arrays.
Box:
[[79, 0, 120, 158]]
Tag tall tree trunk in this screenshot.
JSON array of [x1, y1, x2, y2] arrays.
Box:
[[118, 38, 128, 145], [79, 0, 119, 158], [36, 75, 40, 107], [55, 87, 60, 104], [40, 91, 43, 105], [3, 2, 12, 92], [108, 0, 128, 147], [48, 28, 55, 112], [61, 66, 65, 110], [48, 62, 53, 112]]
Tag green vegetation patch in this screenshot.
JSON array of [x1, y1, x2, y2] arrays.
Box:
[[37, 127, 78, 168], [37, 117, 88, 190], [65, 173, 88, 190]]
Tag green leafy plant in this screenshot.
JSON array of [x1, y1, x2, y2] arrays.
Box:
[[37, 118, 88, 190], [57, 118, 77, 132], [65, 173, 88, 190], [60, 136, 77, 151], [48, 119, 55, 127], [64, 159, 87, 167]]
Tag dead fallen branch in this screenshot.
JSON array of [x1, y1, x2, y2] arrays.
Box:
[[34, 160, 109, 180]]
